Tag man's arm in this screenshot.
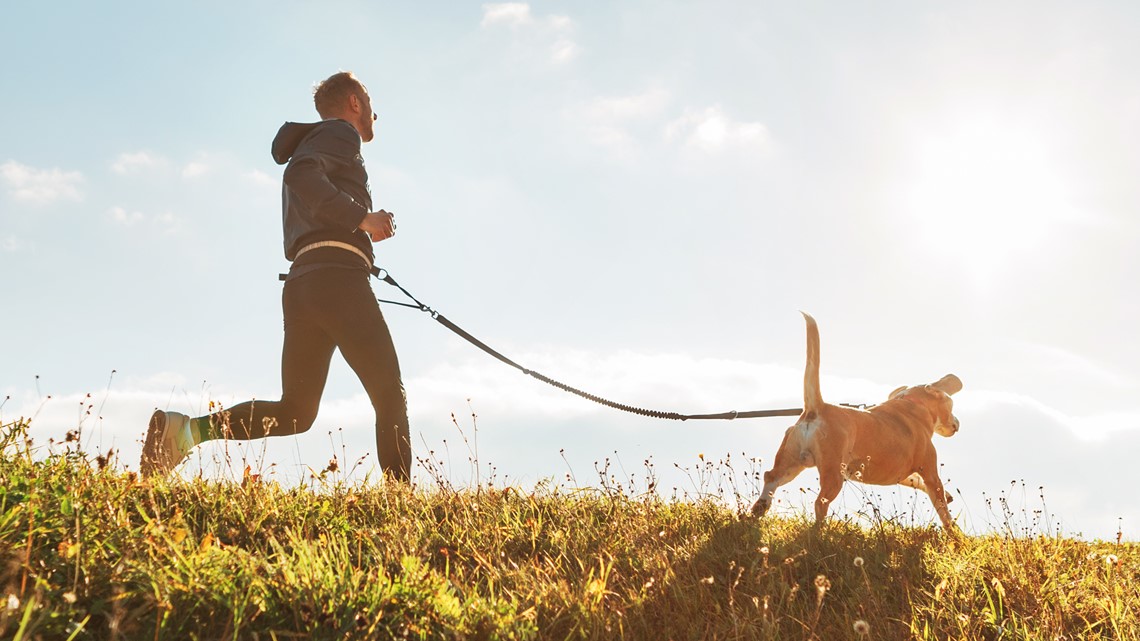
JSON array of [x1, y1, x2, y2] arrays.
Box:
[[282, 125, 369, 231], [359, 210, 396, 242]]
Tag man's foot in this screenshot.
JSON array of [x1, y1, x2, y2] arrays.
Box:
[[140, 410, 193, 477]]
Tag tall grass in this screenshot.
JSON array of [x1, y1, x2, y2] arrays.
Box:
[[1, 418, 1136, 640]]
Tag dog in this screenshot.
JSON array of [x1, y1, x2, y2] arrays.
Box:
[[750, 312, 963, 530]]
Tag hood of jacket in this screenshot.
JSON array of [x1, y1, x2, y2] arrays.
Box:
[[271, 121, 325, 165]]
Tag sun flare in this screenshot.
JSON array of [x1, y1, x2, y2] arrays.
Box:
[[898, 115, 1075, 281]]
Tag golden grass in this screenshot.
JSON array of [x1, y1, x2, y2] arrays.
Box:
[[2, 418, 1136, 640]]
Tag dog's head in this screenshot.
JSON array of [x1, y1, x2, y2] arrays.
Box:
[[888, 374, 962, 437]]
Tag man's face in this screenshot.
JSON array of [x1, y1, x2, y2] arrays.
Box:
[[354, 87, 376, 143]]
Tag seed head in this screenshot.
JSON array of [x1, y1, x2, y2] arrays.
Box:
[[853, 619, 870, 636], [853, 556, 864, 568]]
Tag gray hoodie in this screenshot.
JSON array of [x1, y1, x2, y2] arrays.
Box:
[[271, 119, 374, 264]]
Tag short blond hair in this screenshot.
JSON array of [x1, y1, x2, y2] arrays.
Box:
[[313, 71, 365, 119]]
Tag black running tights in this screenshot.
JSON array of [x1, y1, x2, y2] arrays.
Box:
[[207, 267, 410, 481]]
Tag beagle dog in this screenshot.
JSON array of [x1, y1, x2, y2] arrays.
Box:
[[751, 313, 962, 530]]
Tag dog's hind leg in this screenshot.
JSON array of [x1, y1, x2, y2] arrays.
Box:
[[813, 465, 845, 527], [752, 428, 810, 518], [751, 462, 806, 518]]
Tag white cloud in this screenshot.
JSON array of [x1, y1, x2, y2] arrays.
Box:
[[1, 236, 27, 252], [570, 94, 774, 163], [664, 105, 771, 153], [182, 161, 211, 179], [245, 169, 277, 188], [573, 89, 672, 158], [584, 90, 671, 121], [481, 3, 579, 64], [0, 160, 84, 204], [111, 151, 166, 175], [481, 3, 532, 28], [108, 206, 182, 234], [111, 150, 217, 180], [550, 38, 580, 64], [1013, 341, 1136, 389], [109, 206, 145, 226], [962, 389, 1140, 440]]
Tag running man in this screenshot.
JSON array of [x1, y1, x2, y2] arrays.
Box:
[[141, 71, 411, 481]]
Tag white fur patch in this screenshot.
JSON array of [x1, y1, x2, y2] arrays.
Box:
[[797, 417, 821, 443], [794, 417, 821, 467]]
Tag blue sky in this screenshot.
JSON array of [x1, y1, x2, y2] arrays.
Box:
[[3, 1, 1139, 540]]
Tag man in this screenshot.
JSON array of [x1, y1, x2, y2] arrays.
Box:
[[141, 71, 411, 481]]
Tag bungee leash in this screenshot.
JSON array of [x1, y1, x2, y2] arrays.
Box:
[[371, 267, 827, 421]]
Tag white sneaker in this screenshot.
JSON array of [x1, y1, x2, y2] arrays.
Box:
[[140, 410, 193, 477]]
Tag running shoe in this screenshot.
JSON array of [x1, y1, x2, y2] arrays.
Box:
[[140, 410, 193, 477]]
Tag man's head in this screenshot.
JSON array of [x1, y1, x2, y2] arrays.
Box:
[[313, 71, 376, 142]]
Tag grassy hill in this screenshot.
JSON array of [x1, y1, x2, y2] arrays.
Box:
[[1, 418, 1135, 640]]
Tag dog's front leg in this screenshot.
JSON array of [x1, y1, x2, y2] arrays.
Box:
[[901, 473, 954, 505], [917, 468, 956, 530]]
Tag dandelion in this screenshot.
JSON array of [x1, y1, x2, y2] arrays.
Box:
[[853, 619, 870, 636], [1104, 554, 1119, 566], [853, 556, 864, 568], [6, 594, 18, 612], [814, 575, 831, 609], [63, 591, 77, 604]]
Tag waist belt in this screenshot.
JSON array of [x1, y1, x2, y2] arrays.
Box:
[[280, 241, 380, 281], [294, 240, 372, 268]]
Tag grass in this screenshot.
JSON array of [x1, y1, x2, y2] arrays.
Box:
[[1, 417, 1137, 640]]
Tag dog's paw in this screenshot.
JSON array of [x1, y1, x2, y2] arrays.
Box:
[[750, 498, 771, 518]]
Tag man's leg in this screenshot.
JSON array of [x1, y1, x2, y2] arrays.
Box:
[[141, 275, 337, 477], [210, 274, 337, 440], [323, 271, 411, 482]]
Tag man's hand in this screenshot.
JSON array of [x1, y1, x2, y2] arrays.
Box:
[[359, 210, 396, 242]]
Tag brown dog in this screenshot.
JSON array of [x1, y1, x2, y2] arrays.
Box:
[[751, 313, 963, 529]]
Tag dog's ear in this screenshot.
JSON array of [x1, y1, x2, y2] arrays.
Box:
[[930, 374, 963, 396], [888, 385, 908, 400]]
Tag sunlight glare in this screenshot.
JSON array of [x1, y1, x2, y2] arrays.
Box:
[[898, 116, 1075, 282]]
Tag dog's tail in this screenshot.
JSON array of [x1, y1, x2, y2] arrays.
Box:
[[801, 312, 824, 415]]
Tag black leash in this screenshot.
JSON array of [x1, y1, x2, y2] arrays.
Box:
[[371, 268, 819, 421]]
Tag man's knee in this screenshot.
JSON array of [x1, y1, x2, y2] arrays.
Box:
[[274, 399, 320, 435]]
